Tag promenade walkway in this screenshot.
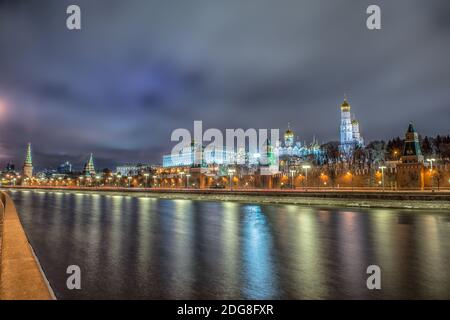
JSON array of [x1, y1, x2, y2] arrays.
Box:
[[0, 191, 54, 300]]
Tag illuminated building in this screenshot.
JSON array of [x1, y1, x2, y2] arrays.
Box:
[[339, 96, 364, 154], [400, 122, 424, 163], [57, 161, 73, 174], [83, 153, 96, 176], [396, 122, 425, 189], [22, 142, 33, 179], [276, 125, 324, 162], [163, 140, 240, 168]]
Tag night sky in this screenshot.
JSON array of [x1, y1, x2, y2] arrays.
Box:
[[0, 0, 449, 170]]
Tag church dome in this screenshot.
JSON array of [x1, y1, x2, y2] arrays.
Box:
[[351, 119, 359, 125], [284, 123, 294, 137], [341, 96, 351, 111], [285, 128, 294, 136]]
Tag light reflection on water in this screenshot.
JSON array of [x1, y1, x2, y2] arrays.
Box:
[[6, 189, 450, 300]]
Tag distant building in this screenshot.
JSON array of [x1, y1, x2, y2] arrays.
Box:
[[116, 164, 140, 176], [339, 96, 364, 155], [82, 153, 96, 176], [57, 161, 73, 174], [275, 124, 324, 162], [5, 161, 15, 173], [22, 143, 33, 179]]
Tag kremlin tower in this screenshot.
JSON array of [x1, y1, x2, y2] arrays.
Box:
[[22, 142, 33, 180], [83, 153, 96, 176], [339, 96, 364, 155]]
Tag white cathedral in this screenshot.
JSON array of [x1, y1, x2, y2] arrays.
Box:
[[339, 96, 364, 154]]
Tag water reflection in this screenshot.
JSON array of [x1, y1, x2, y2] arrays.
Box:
[[241, 205, 277, 299], [6, 189, 450, 300]]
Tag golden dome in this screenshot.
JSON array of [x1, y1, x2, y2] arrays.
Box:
[[285, 123, 294, 137], [341, 96, 351, 111], [351, 119, 359, 125]]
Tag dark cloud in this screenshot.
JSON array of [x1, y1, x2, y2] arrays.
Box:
[[0, 0, 449, 169]]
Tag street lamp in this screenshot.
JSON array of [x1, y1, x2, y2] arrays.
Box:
[[228, 168, 235, 190], [289, 169, 296, 190], [426, 158, 436, 171], [379, 166, 386, 192], [254, 153, 261, 166], [302, 165, 311, 191], [144, 173, 149, 188], [179, 171, 185, 189], [346, 171, 354, 191], [186, 174, 191, 188], [152, 175, 158, 188], [426, 158, 436, 191], [127, 176, 132, 187]]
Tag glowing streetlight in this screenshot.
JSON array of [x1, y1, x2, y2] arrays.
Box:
[[426, 158, 436, 171], [379, 166, 387, 191], [426, 158, 436, 191], [143, 173, 149, 188], [302, 165, 311, 191], [289, 169, 296, 190], [228, 168, 236, 190], [186, 174, 191, 188], [254, 153, 261, 165]]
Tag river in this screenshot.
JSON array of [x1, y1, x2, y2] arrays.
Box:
[[6, 189, 450, 299]]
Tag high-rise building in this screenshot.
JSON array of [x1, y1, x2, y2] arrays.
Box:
[[83, 153, 96, 176], [22, 142, 33, 179], [57, 161, 73, 174], [339, 96, 364, 154], [5, 161, 15, 173]]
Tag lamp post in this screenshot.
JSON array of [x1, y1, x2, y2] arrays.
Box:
[[346, 171, 353, 191], [302, 165, 311, 191], [254, 153, 261, 166], [179, 171, 185, 189], [144, 173, 149, 188], [426, 158, 436, 191], [379, 166, 386, 192], [127, 176, 132, 188], [153, 175, 157, 188], [289, 169, 296, 190], [186, 174, 191, 188], [228, 168, 235, 191]]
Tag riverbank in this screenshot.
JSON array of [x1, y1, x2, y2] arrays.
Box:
[[0, 191, 55, 300], [4, 186, 450, 210]]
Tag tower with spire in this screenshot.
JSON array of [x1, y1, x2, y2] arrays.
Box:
[[339, 95, 364, 155], [22, 142, 33, 180], [83, 153, 96, 176], [396, 122, 425, 190]]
